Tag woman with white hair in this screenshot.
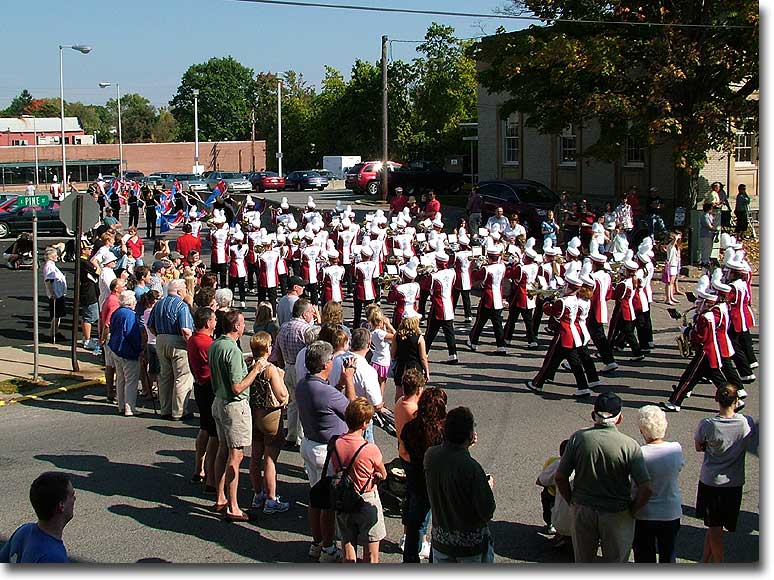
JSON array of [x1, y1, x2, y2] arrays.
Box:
[[213, 288, 234, 338], [42, 247, 68, 343], [632, 405, 685, 563], [107, 290, 143, 416]]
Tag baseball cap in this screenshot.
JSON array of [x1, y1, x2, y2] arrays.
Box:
[[151, 260, 167, 272], [288, 275, 307, 288], [594, 392, 622, 419], [168, 251, 182, 260]]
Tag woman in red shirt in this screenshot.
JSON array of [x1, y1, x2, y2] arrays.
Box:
[[125, 226, 145, 268]]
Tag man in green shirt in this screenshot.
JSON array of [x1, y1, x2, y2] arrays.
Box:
[[208, 310, 260, 522], [555, 392, 653, 562]]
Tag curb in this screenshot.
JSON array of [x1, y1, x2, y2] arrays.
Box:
[[0, 377, 105, 407]]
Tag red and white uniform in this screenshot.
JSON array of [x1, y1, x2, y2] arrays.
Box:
[[429, 268, 456, 321], [537, 260, 557, 290], [321, 264, 346, 303], [388, 281, 420, 324], [228, 244, 248, 278], [691, 311, 722, 369], [354, 260, 378, 301], [729, 278, 755, 332], [472, 262, 506, 310], [544, 295, 583, 348], [633, 271, 649, 313], [368, 237, 385, 275], [576, 296, 592, 346], [642, 261, 655, 304], [246, 231, 262, 266], [190, 220, 203, 238], [453, 250, 473, 291], [509, 262, 539, 310], [590, 269, 613, 324], [210, 227, 229, 264], [276, 245, 289, 277], [393, 233, 415, 258], [711, 302, 735, 359], [338, 229, 357, 265], [613, 277, 637, 321], [301, 244, 322, 284], [258, 248, 281, 288]]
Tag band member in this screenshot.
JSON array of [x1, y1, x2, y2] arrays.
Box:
[[228, 229, 248, 308], [634, 238, 655, 351], [424, 252, 459, 364], [321, 249, 346, 304], [353, 245, 378, 327], [575, 266, 603, 388], [246, 218, 263, 294], [337, 216, 358, 296], [661, 276, 742, 413], [387, 259, 421, 328], [726, 252, 758, 381], [525, 272, 592, 397], [609, 253, 644, 360], [276, 233, 290, 296], [209, 210, 230, 288], [451, 231, 473, 323], [257, 237, 281, 307], [300, 230, 323, 305], [467, 245, 508, 355], [532, 238, 562, 338], [504, 239, 539, 348], [587, 252, 618, 372]]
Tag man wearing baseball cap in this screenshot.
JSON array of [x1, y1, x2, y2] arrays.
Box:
[[277, 276, 307, 327], [554, 392, 653, 562]]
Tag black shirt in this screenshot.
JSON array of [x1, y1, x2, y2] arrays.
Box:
[[79, 258, 99, 305]]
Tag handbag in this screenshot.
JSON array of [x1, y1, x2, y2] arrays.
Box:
[[248, 364, 281, 409], [330, 441, 370, 513], [309, 436, 337, 510]]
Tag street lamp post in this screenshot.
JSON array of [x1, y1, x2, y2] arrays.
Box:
[[192, 89, 200, 174], [99, 82, 122, 178], [59, 44, 92, 193], [21, 115, 39, 186]]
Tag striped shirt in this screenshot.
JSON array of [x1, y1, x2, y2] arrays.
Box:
[[269, 318, 310, 367], [147, 294, 194, 336]]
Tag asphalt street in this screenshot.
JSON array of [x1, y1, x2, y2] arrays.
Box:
[[0, 192, 760, 564]]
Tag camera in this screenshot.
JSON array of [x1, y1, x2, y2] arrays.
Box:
[[343, 356, 356, 370]]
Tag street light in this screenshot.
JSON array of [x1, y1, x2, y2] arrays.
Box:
[[59, 44, 92, 194], [192, 89, 200, 174], [20, 115, 39, 187], [99, 81, 123, 179]]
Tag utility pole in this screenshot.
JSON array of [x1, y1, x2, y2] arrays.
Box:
[[251, 108, 256, 173], [381, 35, 389, 202], [277, 79, 283, 175]]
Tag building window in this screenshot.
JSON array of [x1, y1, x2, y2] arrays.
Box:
[[735, 132, 754, 164], [559, 125, 576, 165], [625, 136, 646, 166], [502, 113, 519, 165], [11, 139, 29, 146]]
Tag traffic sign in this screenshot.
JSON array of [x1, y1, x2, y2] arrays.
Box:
[[17, 195, 50, 208], [59, 192, 101, 232]]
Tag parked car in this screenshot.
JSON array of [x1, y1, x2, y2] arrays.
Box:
[[345, 161, 402, 195], [285, 171, 329, 192], [123, 170, 145, 181], [478, 180, 561, 237], [390, 160, 465, 196], [141, 175, 164, 188], [162, 173, 209, 193], [205, 171, 252, 193], [248, 171, 286, 192], [0, 202, 71, 239], [0, 194, 19, 213], [316, 169, 335, 181]]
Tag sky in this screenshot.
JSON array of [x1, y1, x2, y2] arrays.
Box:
[[0, 0, 522, 110]]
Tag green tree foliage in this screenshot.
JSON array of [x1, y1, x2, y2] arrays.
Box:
[[152, 107, 178, 143], [170, 56, 256, 142], [475, 0, 759, 206], [106, 93, 157, 143], [26, 98, 60, 117], [65, 102, 111, 143], [2, 90, 33, 116]]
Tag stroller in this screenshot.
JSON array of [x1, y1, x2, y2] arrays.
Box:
[[3, 233, 34, 269], [378, 456, 408, 515]]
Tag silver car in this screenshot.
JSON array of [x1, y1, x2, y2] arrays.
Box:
[[163, 173, 209, 193], [205, 171, 252, 193]]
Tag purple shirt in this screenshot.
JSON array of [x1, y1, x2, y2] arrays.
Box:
[[296, 374, 348, 444]]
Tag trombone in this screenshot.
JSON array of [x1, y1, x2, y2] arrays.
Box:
[[527, 283, 561, 300]]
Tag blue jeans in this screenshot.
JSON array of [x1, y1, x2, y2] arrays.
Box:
[[632, 519, 680, 563], [364, 420, 374, 443], [432, 538, 494, 563]]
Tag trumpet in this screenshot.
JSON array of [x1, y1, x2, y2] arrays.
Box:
[[527, 283, 561, 300], [378, 274, 401, 290], [471, 254, 489, 268], [416, 263, 436, 277]]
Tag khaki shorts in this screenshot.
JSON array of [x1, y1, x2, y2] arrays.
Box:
[[104, 342, 118, 368], [211, 397, 252, 449], [336, 489, 387, 546], [252, 407, 286, 448]]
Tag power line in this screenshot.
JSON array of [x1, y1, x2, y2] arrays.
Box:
[[232, 0, 756, 29]]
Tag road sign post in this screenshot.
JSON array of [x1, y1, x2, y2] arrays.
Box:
[[32, 208, 39, 381], [18, 195, 51, 208], [70, 192, 85, 372]]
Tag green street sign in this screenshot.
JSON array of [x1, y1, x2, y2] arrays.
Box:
[[17, 195, 51, 208]]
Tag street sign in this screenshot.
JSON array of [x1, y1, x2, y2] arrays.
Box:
[[60, 192, 101, 232], [17, 194, 50, 208], [275, 152, 283, 159]]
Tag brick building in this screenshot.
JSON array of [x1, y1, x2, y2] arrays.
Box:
[[0, 140, 266, 189], [0, 117, 88, 146]]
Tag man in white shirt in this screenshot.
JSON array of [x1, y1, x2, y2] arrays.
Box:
[[25, 181, 36, 195], [486, 206, 509, 232]]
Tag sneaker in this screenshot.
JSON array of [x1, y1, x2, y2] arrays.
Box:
[[528, 342, 539, 349], [738, 389, 748, 399], [399, 534, 406, 554], [660, 401, 681, 413], [544, 524, 557, 535], [93, 346, 102, 357], [647, 342, 655, 349], [319, 546, 343, 563], [572, 389, 592, 397], [629, 354, 646, 361], [465, 338, 477, 352], [735, 399, 746, 411], [308, 541, 322, 559], [560, 361, 571, 371], [740, 374, 756, 382], [465, 317, 473, 324], [447, 354, 459, 364], [251, 490, 267, 509], [240, 301, 246, 309], [601, 362, 619, 373], [525, 380, 542, 393], [263, 497, 290, 514], [419, 540, 431, 560], [496, 346, 508, 355], [750, 361, 759, 369], [587, 380, 603, 388]]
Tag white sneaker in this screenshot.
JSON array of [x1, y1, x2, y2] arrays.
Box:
[[528, 341, 539, 349], [419, 540, 431, 559], [496, 346, 508, 354], [572, 389, 592, 397], [750, 361, 759, 369], [660, 401, 681, 413], [740, 374, 756, 382], [465, 317, 473, 323], [738, 389, 748, 399], [735, 399, 746, 411], [560, 361, 571, 371], [319, 546, 342, 563], [308, 541, 322, 559], [587, 380, 603, 388], [465, 339, 477, 352], [601, 362, 619, 372], [447, 354, 459, 364], [399, 534, 406, 553], [240, 301, 246, 309]]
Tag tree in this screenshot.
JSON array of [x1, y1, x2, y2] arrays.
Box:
[[474, 0, 759, 207], [106, 93, 157, 143], [253, 71, 280, 171], [152, 107, 178, 143], [2, 90, 32, 116], [26, 98, 60, 118], [278, 71, 316, 170], [170, 56, 256, 142]]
